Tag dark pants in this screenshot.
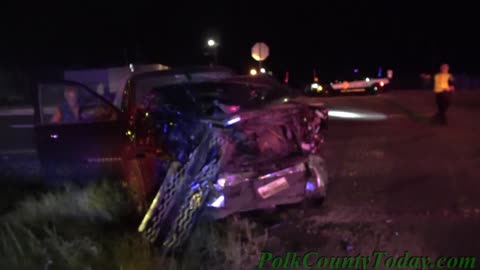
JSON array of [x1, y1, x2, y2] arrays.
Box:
[[435, 91, 452, 124]]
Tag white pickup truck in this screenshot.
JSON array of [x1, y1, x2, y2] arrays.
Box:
[[329, 77, 390, 95]]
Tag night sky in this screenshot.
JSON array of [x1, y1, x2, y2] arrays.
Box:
[[1, 1, 477, 84]]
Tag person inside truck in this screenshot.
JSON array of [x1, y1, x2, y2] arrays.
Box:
[[50, 86, 80, 123]]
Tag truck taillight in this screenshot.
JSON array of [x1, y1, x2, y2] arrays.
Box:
[[227, 105, 240, 113]]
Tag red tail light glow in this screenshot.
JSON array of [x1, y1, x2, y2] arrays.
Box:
[[227, 105, 240, 113]]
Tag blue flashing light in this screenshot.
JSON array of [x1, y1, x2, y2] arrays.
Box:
[[306, 181, 316, 192]]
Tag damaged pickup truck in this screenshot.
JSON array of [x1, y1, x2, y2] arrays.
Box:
[[32, 66, 328, 251]]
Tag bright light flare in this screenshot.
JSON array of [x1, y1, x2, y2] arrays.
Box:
[[208, 195, 225, 208], [260, 68, 266, 73], [250, 69, 258, 76], [207, 39, 216, 47], [217, 178, 226, 187], [328, 110, 387, 120], [328, 110, 362, 119], [226, 116, 241, 126], [380, 81, 385, 87]]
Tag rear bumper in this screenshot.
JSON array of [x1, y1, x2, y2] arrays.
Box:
[[204, 154, 327, 219]]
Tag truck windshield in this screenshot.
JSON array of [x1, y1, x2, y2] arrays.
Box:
[[142, 79, 293, 113]]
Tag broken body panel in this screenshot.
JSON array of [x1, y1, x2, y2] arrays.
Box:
[[204, 99, 328, 219]]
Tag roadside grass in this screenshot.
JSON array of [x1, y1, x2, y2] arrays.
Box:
[[0, 179, 268, 270]]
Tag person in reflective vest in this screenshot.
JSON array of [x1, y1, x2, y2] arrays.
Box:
[[50, 86, 80, 123], [432, 64, 454, 125]]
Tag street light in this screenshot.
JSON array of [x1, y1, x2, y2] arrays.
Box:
[[206, 38, 219, 64], [260, 68, 266, 74], [250, 69, 258, 76], [207, 39, 216, 47]]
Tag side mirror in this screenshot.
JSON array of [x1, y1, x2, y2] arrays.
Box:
[[79, 103, 116, 122]]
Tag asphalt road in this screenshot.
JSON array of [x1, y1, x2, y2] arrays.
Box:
[[1, 90, 480, 264], [264, 90, 480, 265]]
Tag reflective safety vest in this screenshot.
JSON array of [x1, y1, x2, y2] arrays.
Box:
[[434, 73, 454, 93]]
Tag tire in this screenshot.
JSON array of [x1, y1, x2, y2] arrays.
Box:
[[367, 84, 380, 95], [138, 131, 221, 251], [305, 194, 325, 208], [305, 154, 328, 204], [122, 157, 170, 212]]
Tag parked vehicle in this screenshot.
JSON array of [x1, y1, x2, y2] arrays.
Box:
[[329, 77, 390, 95]]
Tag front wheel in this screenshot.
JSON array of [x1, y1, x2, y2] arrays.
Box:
[[305, 154, 328, 203], [122, 157, 170, 212], [366, 84, 381, 95]]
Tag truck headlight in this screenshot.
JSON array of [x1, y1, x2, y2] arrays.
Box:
[[207, 195, 225, 208]]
